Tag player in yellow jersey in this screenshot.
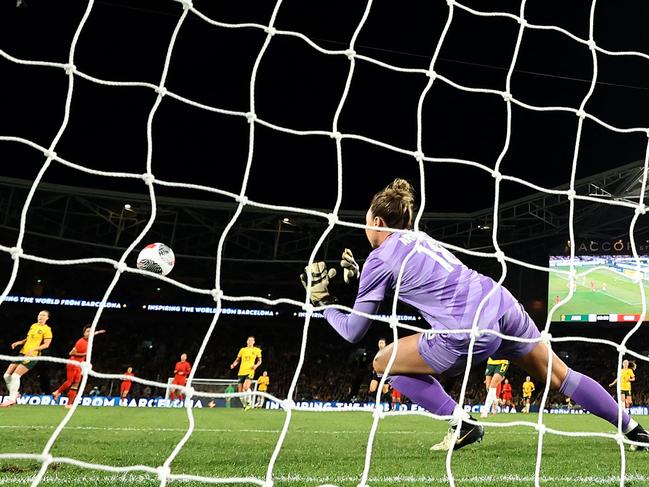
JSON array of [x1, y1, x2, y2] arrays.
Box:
[[481, 357, 509, 418], [2, 310, 53, 407], [522, 376, 535, 413], [256, 370, 270, 408], [609, 359, 636, 408], [230, 336, 262, 410]]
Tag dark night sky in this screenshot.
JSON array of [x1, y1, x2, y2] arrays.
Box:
[[1, 1, 649, 346], [2, 0, 649, 216]]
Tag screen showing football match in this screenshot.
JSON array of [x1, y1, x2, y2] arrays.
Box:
[[548, 255, 649, 323]]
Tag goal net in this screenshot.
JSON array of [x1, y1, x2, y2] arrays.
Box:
[[1, 0, 648, 486]]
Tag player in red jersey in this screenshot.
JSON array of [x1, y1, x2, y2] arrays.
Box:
[[121, 367, 135, 399], [391, 387, 402, 410], [52, 325, 105, 408], [501, 379, 513, 408], [170, 353, 192, 401]]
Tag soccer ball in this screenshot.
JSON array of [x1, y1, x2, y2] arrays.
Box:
[[136, 243, 175, 276]]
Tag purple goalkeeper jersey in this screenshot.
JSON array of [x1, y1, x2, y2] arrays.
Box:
[[324, 232, 517, 344], [359, 233, 516, 332]]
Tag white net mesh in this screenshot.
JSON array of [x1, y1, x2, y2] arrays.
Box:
[[1, 0, 649, 486]]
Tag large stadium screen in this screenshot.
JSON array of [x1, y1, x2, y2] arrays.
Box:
[[548, 255, 649, 323]]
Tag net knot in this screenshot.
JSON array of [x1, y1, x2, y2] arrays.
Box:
[[156, 465, 171, 481], [491, 170, 502, 182], [614, 432, 624, 445], [566, 189, 576, 200], [535, 423, 547, 435], [235, 194, 249, 205], [445, 0, 455, 6], [345, 49, 356, 60], [264, 26, 277, 36], [326, 213, 338, 226], [576, 109, 587, 120], [413, 150, 424, 162], [426, 69, 437, 80], [616, 344, 628, 355], [245, 112, 257, 124], [517, 17, 528, 28], [501, 91, 513, 102], [63, 63, 76, 75], [330, 131, 343, 141], [9, 246, 23, 260], [141, 173, 155, 186], [262, 482, 274, 487], [372, 408, 385, 420], [494, 250, 505, 263], [114, 261, 127, 273], [211, 288, 223, 302], [389, 317, 400, 330], [179, 0, 193, 10], [282, 399, 295, 410], [540, 330, 552, 344], [42, 453, 53, 466], [155, 86, 168, 97], [470, 328, 482, 339], [44, 149, 57, 160], [80, 362, 92, 374], [184, 386, 195, 399], [586, 39, 596, 51], [635, 203, 646, 215]]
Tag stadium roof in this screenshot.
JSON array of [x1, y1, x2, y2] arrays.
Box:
[[1, 160, 646, 277]]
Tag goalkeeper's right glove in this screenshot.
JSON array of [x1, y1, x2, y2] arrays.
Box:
[[340, 248, 360, 284], [300, 261, 337, 306]]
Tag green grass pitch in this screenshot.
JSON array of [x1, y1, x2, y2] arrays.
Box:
[[0, 406, 647, 486], [548, 266, 649, 318]]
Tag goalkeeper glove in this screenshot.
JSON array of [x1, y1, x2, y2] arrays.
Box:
[[300, 261, 337, 306], [340, 248, 360, 284]]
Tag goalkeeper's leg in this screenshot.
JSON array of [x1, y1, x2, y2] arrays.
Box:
[[501, 304, 648, 451], [374, 335, 484, 451], [514, 342, 647, 448]]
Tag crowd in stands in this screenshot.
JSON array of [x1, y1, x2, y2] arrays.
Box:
[[2, 301, 648, 410]]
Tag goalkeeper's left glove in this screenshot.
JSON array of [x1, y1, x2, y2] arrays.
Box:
[[300, 261, 337, 306], [340, 248, 360, 284]]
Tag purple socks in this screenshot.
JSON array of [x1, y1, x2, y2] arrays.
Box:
[[560, 368, 631, 431], [389, 369, 632, 434], [389, 374, 456, 416]]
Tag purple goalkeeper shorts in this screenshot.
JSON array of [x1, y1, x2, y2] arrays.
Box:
[[417, 303, 541, 377]]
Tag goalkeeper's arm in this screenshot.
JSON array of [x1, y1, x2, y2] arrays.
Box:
[[300, 260, 377, 343], [324, 251, 393, 343], [323, 301, 379, 344]]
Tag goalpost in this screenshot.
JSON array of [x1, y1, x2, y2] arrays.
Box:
[[164, 378, 259, 408], [1, 0, 649, 486]]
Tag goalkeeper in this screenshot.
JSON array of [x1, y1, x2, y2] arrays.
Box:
[[301, 178, 648, 451]]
